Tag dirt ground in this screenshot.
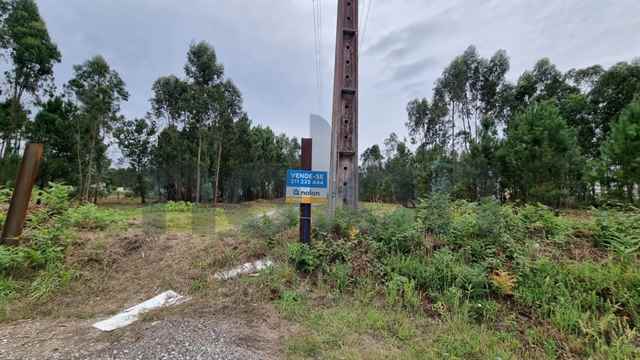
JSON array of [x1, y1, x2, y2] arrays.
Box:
[[0, 210, 291, 360]]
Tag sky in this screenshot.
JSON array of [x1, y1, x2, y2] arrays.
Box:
[[36, 0, 640, 156]]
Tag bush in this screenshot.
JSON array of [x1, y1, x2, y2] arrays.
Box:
[[417, 192, 451, 237], [288, 243, 321, 273]]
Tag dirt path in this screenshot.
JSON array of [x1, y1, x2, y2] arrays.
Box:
[[0, 316, 279, 359], [0, 213, 289, 359]]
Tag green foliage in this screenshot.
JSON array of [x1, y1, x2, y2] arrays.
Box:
[[515, 259, 640, 345], [386, 250, 489, 299], [500, 101, 583, 206], [242, 206, 298, 242], [594, 209, 640, 255], [163, 201, 195, 212], [0, 187, 11, 203], [287, 243, 321, 273], [64, 204, 123, 230], [29, 263, 74, 300], [113, 118, 157, 203], [0, 245, 46, 273], [518, 203, 569, 242], [385, 274, 421, 311], [601, 98, 640, 202], [417, 192, 451, 237], [368, 208, 421, 254]]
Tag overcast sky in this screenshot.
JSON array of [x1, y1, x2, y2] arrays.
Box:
[[37, 0, 640, 154]]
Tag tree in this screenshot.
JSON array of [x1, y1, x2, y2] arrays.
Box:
[[360, 145, 385, 202], [499, 102, 583, 207], [67, 55, 129, 202], [589, 61, 640, 152], [601, 98, 640, 202], [114, 118, 157, 204], [151, 75, 188, 125], [2, 0, 61, 157], [183, 41, 224, 203], [27, 96, 78, 186]]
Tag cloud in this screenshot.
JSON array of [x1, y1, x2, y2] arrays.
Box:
[[389, 57, 437, 83], [32, 0, 640, 156]]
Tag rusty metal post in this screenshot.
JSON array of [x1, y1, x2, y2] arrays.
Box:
[[1, 143, 44, 244], [329, 0, 359, 215], [300, 138, 312, 244]]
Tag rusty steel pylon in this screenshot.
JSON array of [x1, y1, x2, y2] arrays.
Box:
[[329, 0, 359, 215]]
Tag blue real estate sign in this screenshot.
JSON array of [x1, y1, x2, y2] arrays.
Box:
[[285, 169, 328, 204]]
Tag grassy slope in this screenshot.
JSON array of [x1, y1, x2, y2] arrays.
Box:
[[2, 194, 639, 359]]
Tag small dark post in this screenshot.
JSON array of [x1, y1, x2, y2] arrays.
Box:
[[1, 143, 44, 244], [300, 138, 312, 244]]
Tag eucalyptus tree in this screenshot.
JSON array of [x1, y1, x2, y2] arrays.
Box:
[[2, 0, 60, 157], [67, 55, 129, 201], [183, 41, 224, 203], [114, 118, 157, 204]]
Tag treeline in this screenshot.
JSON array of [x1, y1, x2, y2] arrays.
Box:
[[361, 46, 640, 207], [0, 0, 300, 203]]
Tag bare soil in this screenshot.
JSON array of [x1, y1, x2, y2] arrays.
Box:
[[1, 221, 290, 359]]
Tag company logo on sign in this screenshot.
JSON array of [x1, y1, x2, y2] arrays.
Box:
[[286, 170, 328, 204]]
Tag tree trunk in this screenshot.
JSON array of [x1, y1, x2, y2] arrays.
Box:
[[139, 172, 146, 204], [213, 141, 222, 208], [196, 132, 202, 204]]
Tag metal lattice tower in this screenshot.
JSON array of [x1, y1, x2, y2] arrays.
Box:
[[329, 0, 359, 215]]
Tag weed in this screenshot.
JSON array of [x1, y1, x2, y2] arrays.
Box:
[[288, 243, 321, 273], [276, 290, 306, 320], [29, 263, 74, 300]]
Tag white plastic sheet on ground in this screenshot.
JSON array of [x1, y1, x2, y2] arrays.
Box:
[[214, 259, 273, 280], [93, 290, 189, 332]]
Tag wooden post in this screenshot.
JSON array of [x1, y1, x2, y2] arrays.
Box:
[[300, 138, 312, 244], [1, 143, 44, 244], [329, 0, 359, 215]]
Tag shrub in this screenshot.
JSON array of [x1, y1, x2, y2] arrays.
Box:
[[417, 192, 451, 237], [288, 243, 321, 273]]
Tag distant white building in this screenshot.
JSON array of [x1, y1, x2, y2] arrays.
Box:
[[309, 114, 331, 174]]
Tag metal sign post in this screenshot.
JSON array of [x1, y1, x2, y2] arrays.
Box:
[[1, 143, 44, 244]]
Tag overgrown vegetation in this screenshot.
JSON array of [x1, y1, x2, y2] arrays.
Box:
[[252, 200, 640, 358], [0, 184, 123, 309]]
